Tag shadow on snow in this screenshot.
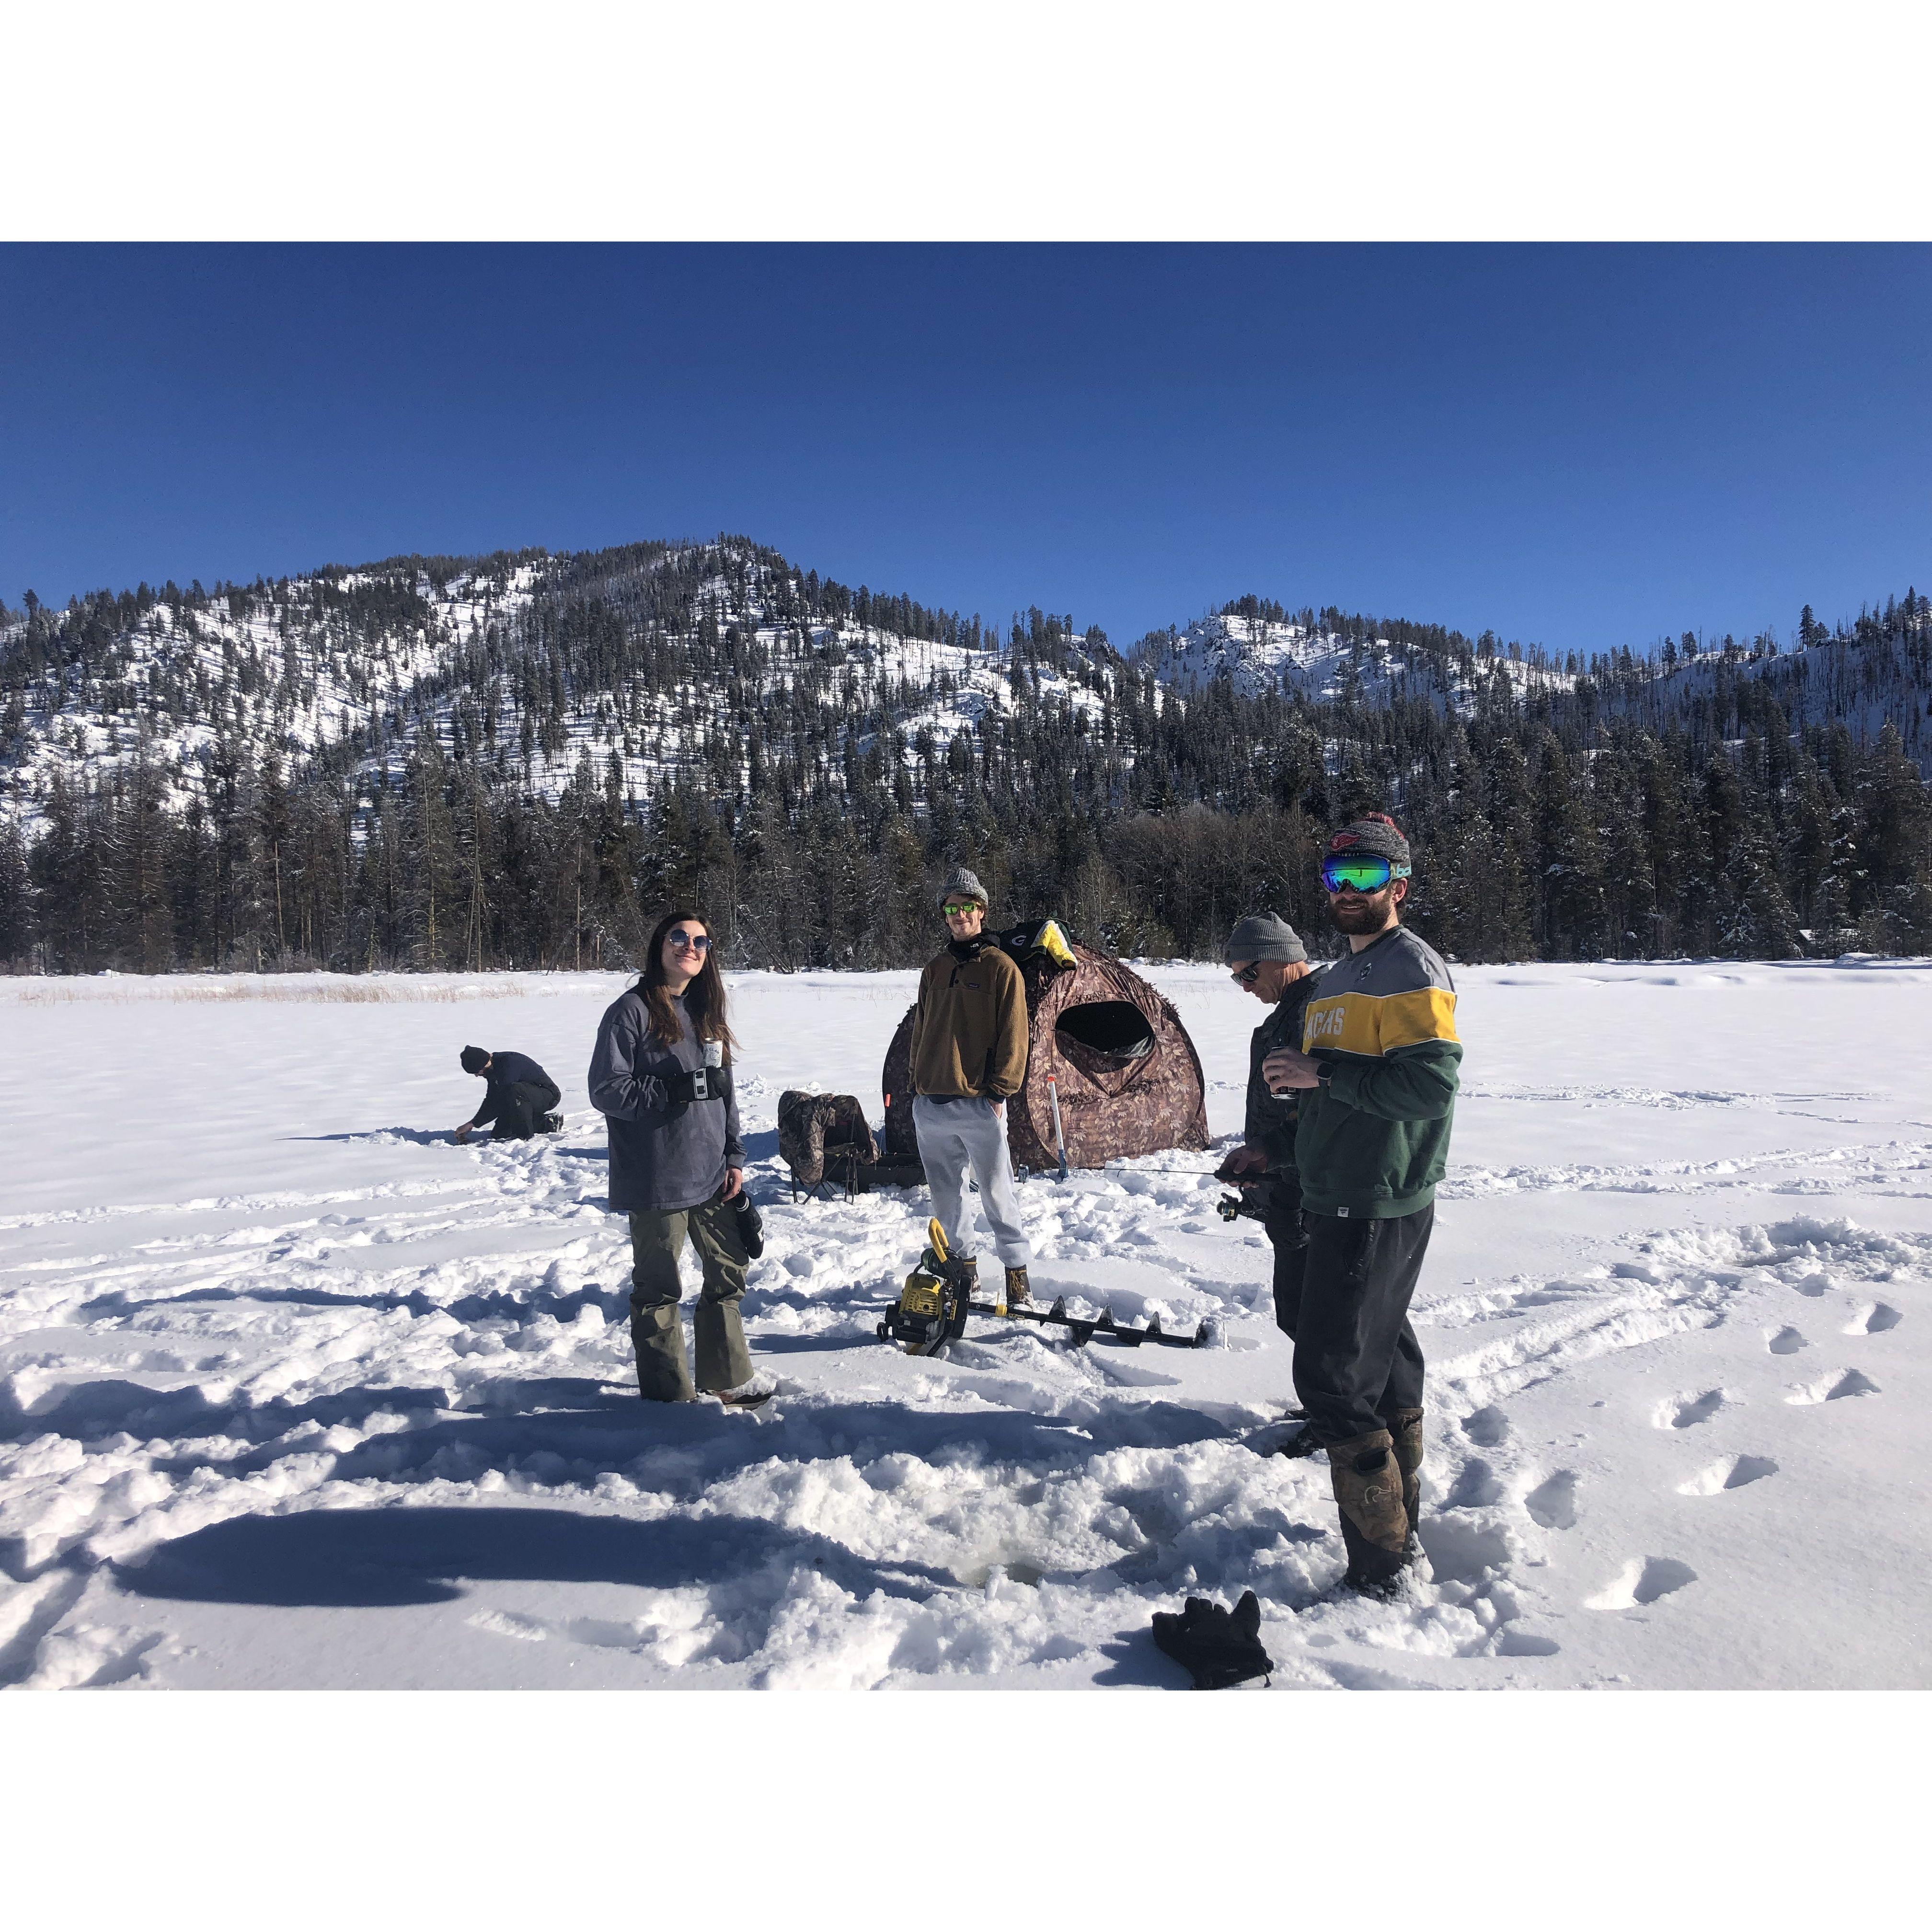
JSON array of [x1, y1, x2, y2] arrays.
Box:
[[114, 1504, 957, 1610]]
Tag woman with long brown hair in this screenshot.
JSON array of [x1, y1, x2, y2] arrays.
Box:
[[587, 910, 770, 1405]]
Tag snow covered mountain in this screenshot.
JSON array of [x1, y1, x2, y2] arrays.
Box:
[[1131, 605, 1568, 711], [0, 538, 1120, 837], [0, 558, 541, 831], [2, 535, 1928, 975], [3, 540, 1929, 844]]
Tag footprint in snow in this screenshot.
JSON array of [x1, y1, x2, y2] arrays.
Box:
[[1764, 1326, 1809, 1355], [1844, 1303, 1902, 1336], [1414, 1514, 1515, 1586], [1677, 1454, 1778, 1495], [1445, 1458, 1506, 1508], [1656, 1389, 1733, 1429], [1585, 1556, 1698, 1610], [1785, 1368, 1881, 1404], [1493, 1629, 1562, 1657], [1460, 1405, 1510, 1448], [1523, 1469, 1579, 1530]]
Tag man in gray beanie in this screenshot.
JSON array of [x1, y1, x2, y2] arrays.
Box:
[[1219, 914, 1322, 1346], [908, 864, 1035, 1305]]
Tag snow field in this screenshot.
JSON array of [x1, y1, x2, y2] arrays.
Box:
[[0, 961, 1927, 1689]]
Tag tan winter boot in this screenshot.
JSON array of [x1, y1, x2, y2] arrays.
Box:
[[1327, 1427, 1412, 1597], [1004, 1265, 1031, 1307], [1389, 1407, 1425, 1541]]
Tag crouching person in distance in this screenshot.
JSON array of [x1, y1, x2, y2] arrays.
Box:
[[454, 1045, 563, 1142], [588, 910, 770, 1407], [910, 866, 1034, 1306], [1262, 816, 1460, 1595], [1219, 913, 1322, 1338]]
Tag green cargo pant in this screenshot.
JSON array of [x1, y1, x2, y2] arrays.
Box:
[[627, 1190, 753, 1401]]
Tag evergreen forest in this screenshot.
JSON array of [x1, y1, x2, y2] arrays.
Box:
[[2, 537, 1929, 974]]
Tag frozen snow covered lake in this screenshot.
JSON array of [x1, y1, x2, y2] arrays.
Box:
[[2, 959, 1927, 1690]]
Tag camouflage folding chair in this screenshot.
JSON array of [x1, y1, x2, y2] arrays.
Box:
[[777, 1091, 881, 1202]]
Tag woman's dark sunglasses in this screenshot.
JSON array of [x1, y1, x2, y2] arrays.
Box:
[[667, 931, 711, 953]]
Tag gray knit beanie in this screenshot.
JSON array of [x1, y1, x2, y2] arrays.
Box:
[[1223, 913, 1308, 965], [937, 865, 990, 910], [1328, 814, 1412, 872]]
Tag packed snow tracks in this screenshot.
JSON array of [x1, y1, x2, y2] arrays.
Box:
[[2, 963, 1928, 1689]]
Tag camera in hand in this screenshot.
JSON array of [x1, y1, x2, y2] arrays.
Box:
[[694, 1038, 724, 1101], [670, 1043, 732, 1105]]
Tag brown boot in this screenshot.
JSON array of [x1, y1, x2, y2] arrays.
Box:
[[1327, 1427, 1412, 1596], [1004, 1265, 1031, 1307], [1388, 1407, 1425, 1541]]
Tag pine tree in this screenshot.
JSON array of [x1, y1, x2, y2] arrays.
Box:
[[1858, 721, 1932, 952], [402, 732, 462, 969]]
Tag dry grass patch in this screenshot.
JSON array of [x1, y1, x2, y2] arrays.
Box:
[[3, 978, 532, 1006]]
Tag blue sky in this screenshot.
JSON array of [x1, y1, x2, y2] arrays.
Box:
[[2, 243, 1927, 657]]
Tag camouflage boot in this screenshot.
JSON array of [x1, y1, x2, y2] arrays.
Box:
[[1327, 1427, 1412, 1598], [1389, 1407, 1425, 1543], [1003, 1265, 1031, 1307]]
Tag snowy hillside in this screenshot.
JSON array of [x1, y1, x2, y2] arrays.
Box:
[[1133, 608, 1565, 711], [2, 961, 1925, 1690], [0, 540, 1117, 838], [1599, 625, 1932, 771], [7, 539, 1929, 977], [10, 540, 1927, 855], [1134, 598, 1932, 780], [0, 561, 540, 834]]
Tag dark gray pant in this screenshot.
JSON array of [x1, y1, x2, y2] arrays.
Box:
[[1291, 1205, 1431, 1446], [1265, 1196, 1308, 1339], [627, 1191, 752, 1401], [491, 1079, 561, 1139]]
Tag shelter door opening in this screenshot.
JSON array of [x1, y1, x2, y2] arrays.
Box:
[[1055, 1000, 1155, 1064]]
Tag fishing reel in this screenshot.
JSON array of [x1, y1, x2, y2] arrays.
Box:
[[1212, 1157, 1272, 1225], [1218, 1188, 1275, 1224]]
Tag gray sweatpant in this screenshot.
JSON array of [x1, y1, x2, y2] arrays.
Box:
[[912, 1094, 1033, 1270]]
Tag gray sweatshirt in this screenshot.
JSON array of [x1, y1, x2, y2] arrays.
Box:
[[587, 986, 745, 1215]]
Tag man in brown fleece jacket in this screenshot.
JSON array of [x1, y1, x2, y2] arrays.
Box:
[[910, 865, 1035, 1304]]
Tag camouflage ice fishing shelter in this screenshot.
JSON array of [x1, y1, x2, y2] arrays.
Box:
[[879, 941, 1210, 1174]]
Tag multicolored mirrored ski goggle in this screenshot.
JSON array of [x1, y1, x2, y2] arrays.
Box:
[[1321, 853, 1410, 893]]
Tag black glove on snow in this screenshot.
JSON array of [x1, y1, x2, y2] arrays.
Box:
[[1151, 1590, 1272, 1690]]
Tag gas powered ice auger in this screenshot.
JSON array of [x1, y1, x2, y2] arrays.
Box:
[[877, 1219, 1211, 1357]]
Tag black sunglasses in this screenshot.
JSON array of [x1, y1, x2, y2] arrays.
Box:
[[1229, 962, 1263, 986]]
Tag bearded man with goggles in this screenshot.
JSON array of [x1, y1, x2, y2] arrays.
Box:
[[1261, 815, 1461, 1596]]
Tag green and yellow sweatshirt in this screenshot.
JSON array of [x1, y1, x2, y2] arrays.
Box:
[[1295, 924, 1460, 1219]]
